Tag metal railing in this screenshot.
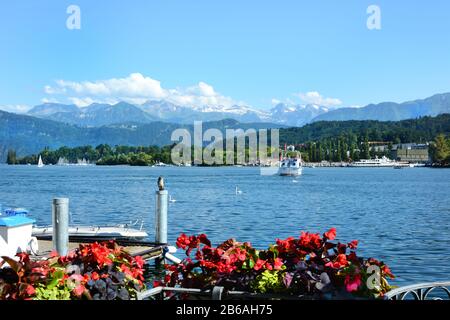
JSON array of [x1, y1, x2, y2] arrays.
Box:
[[136, 286, 308, 300], [384, 282, 450, 300], [137, 282, 450, 301]]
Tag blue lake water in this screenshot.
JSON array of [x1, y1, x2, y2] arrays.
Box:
[[0, 165, 449, 286]]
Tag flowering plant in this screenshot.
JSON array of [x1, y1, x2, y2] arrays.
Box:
[[160, 229, 394, 299], [0, 241, 145, 300]]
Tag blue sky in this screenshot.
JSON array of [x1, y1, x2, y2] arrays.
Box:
[[1, 0, 450, 112]]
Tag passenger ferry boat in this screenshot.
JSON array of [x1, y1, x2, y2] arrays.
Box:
[[278, 145, 303, 176], [279, 157, 302, 176], [349, 156, 409, 168]]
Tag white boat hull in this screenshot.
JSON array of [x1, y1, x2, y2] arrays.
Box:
[[32, 226, 148, 240], [279, 167, 303, 176]]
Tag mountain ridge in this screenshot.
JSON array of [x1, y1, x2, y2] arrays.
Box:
[[21, 92, 450, 127]]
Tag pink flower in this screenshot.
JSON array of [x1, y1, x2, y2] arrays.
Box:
[[344, 274, 362, 292], [273, 258, 284, 270], [73, 284, 86, 296], [254, 259, 266, 271]]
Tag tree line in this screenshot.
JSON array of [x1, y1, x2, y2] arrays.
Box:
[[279, 114, 450, 145], [7, 144, 173, 166], [298, 133, 374, 162]]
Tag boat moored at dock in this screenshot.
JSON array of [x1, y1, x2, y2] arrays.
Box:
[[32, 224, 148, 241], [349, 156, 410, 168]]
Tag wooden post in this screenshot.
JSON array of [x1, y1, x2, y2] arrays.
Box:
[[52, 198, 69, 256]]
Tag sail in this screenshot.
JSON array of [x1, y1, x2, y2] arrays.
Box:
[[38, 155, 44, 167]]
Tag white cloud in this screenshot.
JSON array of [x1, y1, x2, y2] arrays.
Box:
[[0, 104, 31, 113], [43, 73, 242, 109], [296, 91, 342, 107], [271, 98, 281, 105]]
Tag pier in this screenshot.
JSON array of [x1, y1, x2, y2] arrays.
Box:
[[26, 176, 170, 263]]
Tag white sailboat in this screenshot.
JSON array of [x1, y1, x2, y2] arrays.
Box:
[[37, 155, 44, 168]]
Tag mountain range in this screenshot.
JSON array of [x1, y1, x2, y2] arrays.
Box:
[[24, 93, 450, 127], [1, 92, 450, 162]]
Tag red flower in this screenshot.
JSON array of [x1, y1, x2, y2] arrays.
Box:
[[153, 280, 162, 287], [176, 233, 191, 249], [91, 272, 100, 280], [382, 265, 395, 278], [324, 228, 337, 241], [344, 274, 362, 292], [120, 264, 133, 277], [254, 259, 266, 271], [348, 240, 358, 249], [276, 237, 295, 253], [335, 254, 348, 267], [326, 254, 348, 269], [299, 232, 322, 250], [134, 255, 145, 269]]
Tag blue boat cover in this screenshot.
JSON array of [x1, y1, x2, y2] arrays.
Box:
[[0, 215, 35, 227]]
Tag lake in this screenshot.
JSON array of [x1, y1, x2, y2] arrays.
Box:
[[0, 165, 449, 286]]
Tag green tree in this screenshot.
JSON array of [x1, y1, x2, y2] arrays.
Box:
[[430, 134, 450, 166], [362, 134, 370, 159]]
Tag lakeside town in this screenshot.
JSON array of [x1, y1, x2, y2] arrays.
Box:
[[5, 135, 448, 168]]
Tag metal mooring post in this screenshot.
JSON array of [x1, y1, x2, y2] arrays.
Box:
[[52, 198, 69, 256], [155, 177, 168, 266]]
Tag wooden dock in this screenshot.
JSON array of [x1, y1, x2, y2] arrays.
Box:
[[34, 239, 167, 261]]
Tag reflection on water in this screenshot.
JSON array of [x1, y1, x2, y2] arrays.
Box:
[[0, 165, 449, 286]]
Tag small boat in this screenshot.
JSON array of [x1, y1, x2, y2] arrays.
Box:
[[37, 155, 44, 168], [169, 195, 177, 203], [32, 224, 148, 241], [155, 162, 167, 167], [235, 186, 243, 195]]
